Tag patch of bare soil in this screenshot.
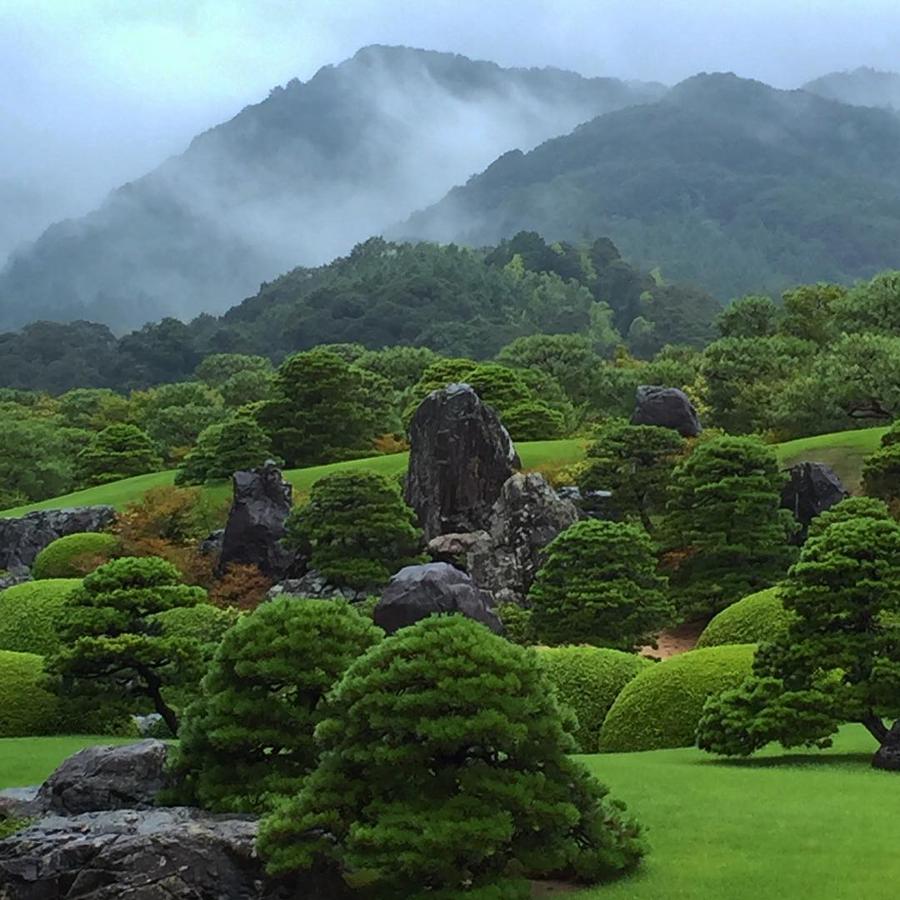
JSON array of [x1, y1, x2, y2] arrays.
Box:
[[640, 619, 705, 661]]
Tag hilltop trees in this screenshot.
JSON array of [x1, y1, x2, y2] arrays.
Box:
[[76, 424, 163, 485], [661, 436, 796, 618], [698, 516, 900, 770]]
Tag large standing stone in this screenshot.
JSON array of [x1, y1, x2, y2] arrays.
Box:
[[36, 741, 170, 815], [781, 461, 848, 539], [465, 473, 579, 606], [405, 384, 518, 541], [0, 808, 307, 900], [218, 462, 294, 577], [374, 562, 503, 634], [631, 385, 702, 437], [0, 506, 116, 574]]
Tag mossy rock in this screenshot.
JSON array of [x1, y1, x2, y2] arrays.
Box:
[[536, 645, 651, 752], [32, 532, 120, 579], [0, 651, 58, 736], [0, 579, 82, 655], [696, 587, 794, 649], [599, 644, 756, 752]]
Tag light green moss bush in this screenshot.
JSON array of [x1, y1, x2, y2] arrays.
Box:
[[696, 587, 794, 648], [32, 532, 120, 579], [0, 650, 58, 736], [0, 579, 82, 655]]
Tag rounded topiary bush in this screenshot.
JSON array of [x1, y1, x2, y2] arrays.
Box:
[[32, 532, 120, 579], [0, 579, 82, 655], [599, 644, 756, 752], [0, 650, 58, 736], [152, 603, 239, 646], [696, 588, 794, 649], [536, 646, 651, 752]]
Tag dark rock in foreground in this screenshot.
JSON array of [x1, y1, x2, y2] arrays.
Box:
[[631, 385, 702, 437], [780, 461, 848, 539], [0, 506, 116, 574], [0, 808, 300, 900], [466, 472, 578, 606], [218, 462, 295, 578], [375, 562, 503, 634], [405, 383, 519, 541], [36, 740, 169, 816]]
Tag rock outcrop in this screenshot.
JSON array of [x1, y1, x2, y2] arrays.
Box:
[[374, 562, 503, 634], [266, 571, 369, 603], [631, 385, 702, 437], [405, 384, 518, 541], [35, 740, 169, 816], [780, 461, 848, 539], [465, 473, 578, 606], [218, 462, 295, 577], [0, 506, 116, 574]]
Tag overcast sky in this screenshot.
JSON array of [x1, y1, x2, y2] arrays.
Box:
[[2, 0, 900, 261]]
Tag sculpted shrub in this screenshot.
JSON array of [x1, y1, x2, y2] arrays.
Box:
[[169, 598, 382, 812], [259, 616, 643, 898], [32, 532, 120, 579], [529, 519, 673, 650], [696, 587, 794, 649], [0, 579, 81, 655], [0, 651, 58, 737]]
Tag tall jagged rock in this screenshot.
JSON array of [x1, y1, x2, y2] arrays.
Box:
[[218, 462, 295, 578], [0, 506, 116, 574], [631, 385, 702, 437], [405, 383, 518, 541], [781, 461, 848, 540], [463, 472, 579, 606]]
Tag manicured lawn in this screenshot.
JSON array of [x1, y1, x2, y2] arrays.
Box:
[[3, 726, 896, 900], [573, 724, 898, 900], [0, 439, 586, 518], [775, 426, 887, 493], [0, 736, 138, 789]]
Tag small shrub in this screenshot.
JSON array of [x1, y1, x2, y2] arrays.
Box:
[[0, 651, 58, 736], [497, 601, 535, 645], [32, 533, 119, 579], [0, 579, 81, 655], [599, 644, 756, 752], [536, 646, 651, 752], [807, 496, 894, 540], [502, 400, 566, 440], [208, 563, 273, 611], [696, 588, 794, 649]]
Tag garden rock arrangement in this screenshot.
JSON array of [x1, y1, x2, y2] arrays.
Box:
[[631, 385, 702, 437], [374, 562, 503, 634], [0, 506, 116, 574], [218, 462, 295, 578], [780, 461, 848, 539], [267, 570, 370, 602], [465, 472, 579, 606], [405, 383, 519, 541]]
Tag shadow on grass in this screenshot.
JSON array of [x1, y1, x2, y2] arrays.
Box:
[[698, 751, 874, 770]]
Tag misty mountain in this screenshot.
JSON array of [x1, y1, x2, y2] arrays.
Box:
[[0, 45, 663, 332], [403, 72, 900, 299], [804, 67, 900, 110]]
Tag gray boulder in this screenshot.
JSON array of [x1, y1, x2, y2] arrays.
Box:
[[218, 462, 295, 578], [266, 571, 369, 603], [197, 528, 224, 557], [0, 506, 116, 573], [781, 462, 848, 539], [374, 562, 503, 634], [873, 722, 900, 772], [405, 384, 519, 541], [427, 531, 488, 569], [36, 741, 169, 816], [0, 808, 311, 900], [466, 473, 579, 606], [631, 385, 702, 437]]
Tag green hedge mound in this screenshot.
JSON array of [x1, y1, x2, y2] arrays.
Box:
[[32, 532, 120, 579], [696, 587, 794, 649], [599, 644, 756, 752], [536, 645, 650, 752], [0, 650, 58, 736], [0, 579, 82, 655]]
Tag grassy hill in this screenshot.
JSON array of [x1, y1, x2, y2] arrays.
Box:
[[3, 725, 895, 899], [1, 426, 887, 519], [0, 439, 587, 518]]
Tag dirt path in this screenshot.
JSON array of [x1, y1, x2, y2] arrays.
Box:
[[640, 620, 705, 660]]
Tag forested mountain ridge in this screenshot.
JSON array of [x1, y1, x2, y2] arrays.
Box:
[[403, 72, 900, 299], [804, 66, 900, 110], [0, 45, 663, 332]]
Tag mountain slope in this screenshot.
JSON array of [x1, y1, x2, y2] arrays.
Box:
[[0, 46, 663, 331], [403, 73, 900, 299], [804, 67, 900, 110]]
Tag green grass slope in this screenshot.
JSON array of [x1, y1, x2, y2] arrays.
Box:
[[0, 439, 586, 517], [775, 426, 887, 492], [3, 726, 896, 899]]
